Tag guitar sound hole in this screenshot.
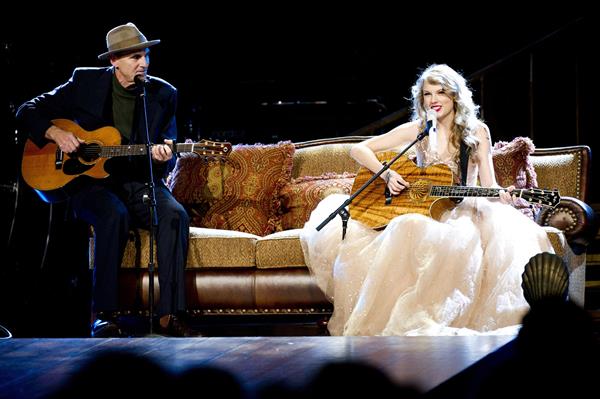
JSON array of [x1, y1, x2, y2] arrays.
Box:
[[63, 159, 93, 176], [78, 143, 101, 163], [409, 180, 431, 201]]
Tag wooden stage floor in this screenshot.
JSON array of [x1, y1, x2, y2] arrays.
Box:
[[0, 335, 515, 398]]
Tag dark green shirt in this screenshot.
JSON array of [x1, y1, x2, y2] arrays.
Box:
[[111, 74, 137, 140]]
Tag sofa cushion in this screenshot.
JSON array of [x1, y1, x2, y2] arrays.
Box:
[[279, 172, 356, 230], [121, 227, 258, 269], [187, 228, 258, 268], [492, 136, 538, 219], [256, 229, 305, 269]]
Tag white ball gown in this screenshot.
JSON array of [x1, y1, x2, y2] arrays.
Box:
[[299, 144, 554, 336]]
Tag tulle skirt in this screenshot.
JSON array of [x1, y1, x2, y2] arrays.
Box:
[[300, 194, 555, 336]]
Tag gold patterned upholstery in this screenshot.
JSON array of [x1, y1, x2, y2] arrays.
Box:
[[292, 143, 360, 177], [121, 227, 258, 269], [530, 146, 590, 200], [256, 229, 305, 268]]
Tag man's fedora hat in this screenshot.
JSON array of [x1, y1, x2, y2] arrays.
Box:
[[98, 22, 160, 60]]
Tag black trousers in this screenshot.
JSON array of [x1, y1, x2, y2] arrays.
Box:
[[70, 180, 189, 317]]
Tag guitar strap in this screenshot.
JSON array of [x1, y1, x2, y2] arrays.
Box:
[[459, 140, 470, 186]]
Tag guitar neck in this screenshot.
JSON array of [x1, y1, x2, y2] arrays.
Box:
[[430, 185, 560, 208], [99, 143, 202, 158]]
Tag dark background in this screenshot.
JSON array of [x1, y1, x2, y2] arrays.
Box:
[[1, 7, 592, 142], [0, 6, 595, 336]]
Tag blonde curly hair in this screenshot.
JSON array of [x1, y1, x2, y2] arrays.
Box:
[[410, 64, 481, 161]]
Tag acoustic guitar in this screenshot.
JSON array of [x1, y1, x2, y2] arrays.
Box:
[[21, 119, 232, 203], [349, 153, 560, 229]]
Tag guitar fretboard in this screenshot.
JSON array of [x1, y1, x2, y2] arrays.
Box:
[[100, 145, 147, 157], [98, 143, 225, 158], [431, 186, 507, 198]]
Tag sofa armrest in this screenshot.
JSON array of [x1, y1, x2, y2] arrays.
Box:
[[537, 196, 599, 255]]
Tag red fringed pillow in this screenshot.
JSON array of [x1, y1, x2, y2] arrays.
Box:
[[492, 136, 538, 219], [279, 172, 356, 230], [194, 142, 295, 236]]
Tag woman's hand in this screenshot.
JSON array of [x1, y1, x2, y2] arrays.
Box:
[[499, 185, 517, 205], [383, 169, 410, 195]]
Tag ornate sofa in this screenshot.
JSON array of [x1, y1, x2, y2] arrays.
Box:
[[108, 136, 596, 325]]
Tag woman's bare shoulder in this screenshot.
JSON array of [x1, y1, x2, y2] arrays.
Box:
[[386, 120, 421, 136]]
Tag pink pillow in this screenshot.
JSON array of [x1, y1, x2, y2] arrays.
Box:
[[492, 136, 539, 219], [279, 172, 356, 230]]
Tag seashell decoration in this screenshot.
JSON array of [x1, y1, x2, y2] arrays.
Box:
[[521, 252, 569, 305]]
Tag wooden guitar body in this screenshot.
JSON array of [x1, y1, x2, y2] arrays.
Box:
[[348, 153, 560, 229], [349, 154, 455, 229], [22, 119, 120, 196], [21, 119, 231, 203]]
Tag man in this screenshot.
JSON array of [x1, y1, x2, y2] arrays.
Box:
[[16, 23, 195, 337]]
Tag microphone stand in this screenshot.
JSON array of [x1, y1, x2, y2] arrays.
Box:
[[316, 127, 431, 239], [136, 79, 158, 335]]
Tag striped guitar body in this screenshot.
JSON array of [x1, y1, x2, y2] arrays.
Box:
[[349, 153, 560, 230]]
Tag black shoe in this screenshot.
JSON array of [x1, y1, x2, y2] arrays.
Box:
[[91, 318, 122, 338], [158, 315, 200, 337]]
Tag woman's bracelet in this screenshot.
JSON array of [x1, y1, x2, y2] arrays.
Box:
[[384, 171, 391, 183]]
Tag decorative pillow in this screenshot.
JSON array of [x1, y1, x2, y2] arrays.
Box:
[[492, 136, 538, 219], [167, 153, 224, 204], [192, 142, 295, 236], [279, 172, 356, 230]]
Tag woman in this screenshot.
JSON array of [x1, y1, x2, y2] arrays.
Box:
[[300, 64, 554, 336]]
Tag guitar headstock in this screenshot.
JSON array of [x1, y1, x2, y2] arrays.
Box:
[[190, 140, 232, 160], [520, 188, 561, 208]]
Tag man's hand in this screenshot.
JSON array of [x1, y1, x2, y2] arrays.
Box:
[[45, 125, 83, 153], [151, 139, 174, 163]]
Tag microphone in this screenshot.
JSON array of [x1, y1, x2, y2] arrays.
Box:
[[425, 109, 437, 135], [425, 109, 438, 149]]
